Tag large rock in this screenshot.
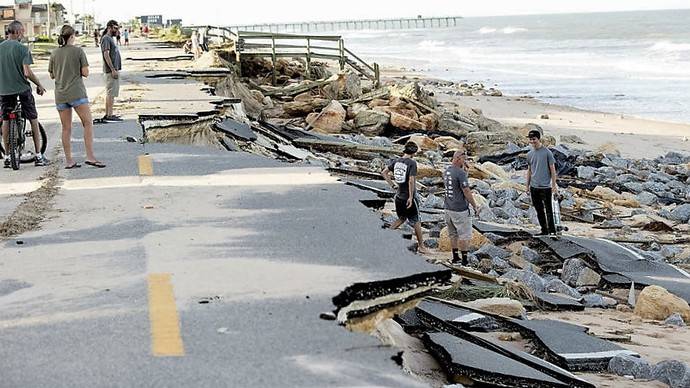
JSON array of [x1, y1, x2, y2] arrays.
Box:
[[354, 110, 389, 136], [670, 204, 690, 223], [475, 244, 511, 260], [322, 72, 362, 100], [464, 297, 525, 318], [561, 258, 600, 287], [419, 113, 439, 131], [499, 269, 546, 292], [283, 98, 329, 116], [409, 135, 439, 151], [544, 278, 581, 299], [608, 355, 654, 380], [652, 360, 690, 388], [306, 100, 346, 134], [577, 267, 602, 287], [390, 112, 426, 131], [439, 228, 490, 252], [347, 102, 369, 119], [434, 136, 464, 152], [521, 246, 542, 263], [465, 130, 525, 157], [416, 164, 442, 179], [634, 285, 690, 322]]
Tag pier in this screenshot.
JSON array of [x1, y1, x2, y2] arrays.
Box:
[[227, 16, 462, 33]]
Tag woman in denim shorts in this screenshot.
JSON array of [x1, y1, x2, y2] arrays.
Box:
[[49, 25, 105, 168]]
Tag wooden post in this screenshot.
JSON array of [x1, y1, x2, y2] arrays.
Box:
[[306, 38, 311, 80], [271, 36, 277, 85], [374, 63, 380, 87], [339, 39, 345, 71]]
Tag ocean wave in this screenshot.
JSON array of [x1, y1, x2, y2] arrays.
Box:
[[649, 41, 690, 53], [502, 27, 528, 34], [418, 40, 446, 49], [478, 27, 496, 34]]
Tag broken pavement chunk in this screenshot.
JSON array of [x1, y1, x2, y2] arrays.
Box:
[[214, 118, 257, 141]]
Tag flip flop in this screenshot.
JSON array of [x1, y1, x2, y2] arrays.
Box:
[[65, 163, 81, 169], [85, 160, 106, 168], [93, 118, 108, 124]]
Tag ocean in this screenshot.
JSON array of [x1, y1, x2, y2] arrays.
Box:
[[339, 9, 690, 124]]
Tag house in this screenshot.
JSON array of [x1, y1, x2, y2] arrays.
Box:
[[138, 14, 163, 27], [0, 1, 33, 38], [31, 2, 66, 36]]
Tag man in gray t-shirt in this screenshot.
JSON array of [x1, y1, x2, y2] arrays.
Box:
[[443, 150, 479, 265], [526, 129, 558, 235], [100, 20, 122, 122]]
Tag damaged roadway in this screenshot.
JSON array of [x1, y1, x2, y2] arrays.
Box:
[[0, 40, 447, 387]]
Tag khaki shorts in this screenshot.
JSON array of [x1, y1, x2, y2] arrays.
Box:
[[105, 72, 120, 97], [445, 209, 472, 240]]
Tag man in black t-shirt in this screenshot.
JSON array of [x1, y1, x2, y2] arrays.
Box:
[[381, 141, 428, 254]]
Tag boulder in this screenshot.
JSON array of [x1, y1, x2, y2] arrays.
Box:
[[469, 231, 491, 251], [347, 102, 369, 120], [634, 285, 690, 322], [354, 110, 390, 136], [307, 100, 346, 134], [577, 166, 596, 180], [409, 135, 439, 151], [581, 293, 606, 308], [577, 267, 602, 287], [368, 98, 389, 108], [417, 164, 442, 179], [636, 192, 658, 206], [561, 134, 585, 144], [544, 278, 581, 299], [390, 112, 426, 131], [499, 269, 546, 292], [652, 360, 690, 388], [439, 228, 489, 252], [422, 194, 444, 209], [475, 244, 511, 260], [283, 98, 329, 116], [664, 313, 687, 327], [561, 258, 600, 287], [521, 246, 542, 263], [465, 130, 525, 157], [464, 297, 526, 318], [437, 111, 475, 136], [670, 204, 690, 223], [322, 72, 362, 100], [419, 113, 439, 131], [434, 136, 465, 151], [608, 355, 654, 380]]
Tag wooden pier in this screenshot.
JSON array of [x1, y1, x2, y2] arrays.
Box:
[[228, 16, 462, 33]]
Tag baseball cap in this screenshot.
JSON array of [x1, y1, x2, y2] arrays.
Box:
[[527, 130, 541, 139]]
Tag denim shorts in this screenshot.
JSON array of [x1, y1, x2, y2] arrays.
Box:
[[56, 97, 89, 111]]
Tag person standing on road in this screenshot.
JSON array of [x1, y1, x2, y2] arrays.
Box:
[[123, 29, 129, 46], [526, 129, 558, 235], [115, 29, 121, 45], [0, 20, 49, 168], [49, 25, 105, 169], [381, 141, 429, 254], [100, 20, 123, 122], [444, 150, 480, 265], [93, 29, 100, 47]]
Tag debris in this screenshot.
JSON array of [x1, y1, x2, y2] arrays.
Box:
[[306, 100, 346, 133], [652, 360, 690, 388], [463, 297, 526, 318], [634, 285, 690, 322], [664, 313, 687, 327], [608, 354, 654, 380]]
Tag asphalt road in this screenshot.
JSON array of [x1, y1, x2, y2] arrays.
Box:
[[0, 38, 441, 387]]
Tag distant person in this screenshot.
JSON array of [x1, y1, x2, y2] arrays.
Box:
[[191, 30, 201, 59], [49, 25, 105, 169], [143, 25, 149, 38], [0, 20, 48, 168], [123, 28, 129, 46], [93, 29, 100, 47], [200, 26, 210, 51], [381, 141, 428, 254], [100, 20, 122, 122], [526, 129, 558, 236], [443, 150, 479, 265], [115, 30, 121, 45]]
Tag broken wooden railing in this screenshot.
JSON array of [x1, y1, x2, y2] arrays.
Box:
[[234, 30, 379, 86]]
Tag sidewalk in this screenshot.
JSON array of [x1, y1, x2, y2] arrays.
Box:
[[0, 38, 440, 387]]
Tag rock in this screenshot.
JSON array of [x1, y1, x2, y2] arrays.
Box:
[[282, 98, 329, 116], [634, 285, 690, 322], [484, 233, 507, 245], [609, 354, 654, 380], [417, 164, 442, 179], [475, 244, 511, 260], [540, 114, 550, 120], [544, 278, 581, 299], [577, 166, 596, 179], [409, 135, 439, 151], [577, 267, 602, 287], [424, 239, 439, 249], [617, 304, 633, 313], [464, 297, 526, 318], [322, 72, 362, 100], [347, 102, 369, 119], [670, 204, 690, 223], [419, 113, 439, 131], [636, 192, 658, 206], [478, 258, 493, 273], [465, 130, 525, 157], [307, 100, 346, 134], [562, 258, 586, 287], [599, 219, 625, 228], [582, 293, 606, 308], [434, 136, 464, 151], [652, 360, 690, 388], [469, 230, 491, 251], [353, 110, 390, 136], [561, 134, 585, 144], [492, 257, 511, 273], [664, 313, 687, 327], [422, 194, 444, 209], [625, 182, 645, 194], [499, 269, 546, 292], [390, 112, 426, 131]]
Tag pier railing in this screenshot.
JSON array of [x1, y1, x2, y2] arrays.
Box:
[[235, 31, 379, 86], [230, 16, 462, 33]]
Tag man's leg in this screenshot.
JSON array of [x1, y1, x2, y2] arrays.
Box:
[[2, 95, 17, 159], [28, 119, 42, 154], [1, 120, 9, 157], [413, 222, 428, 254], [542, 188, 557, 234], [445, 211, 461, 263], [389, 218, 404, 230], [530, 187, 549, 234]]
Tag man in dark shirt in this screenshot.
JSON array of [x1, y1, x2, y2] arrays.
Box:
[[526, 129, 558, 235], [381, 141, 428, 254], [444, 150, 479, 265]]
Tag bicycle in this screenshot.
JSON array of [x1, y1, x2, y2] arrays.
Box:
[[0, 100, 47, 170]]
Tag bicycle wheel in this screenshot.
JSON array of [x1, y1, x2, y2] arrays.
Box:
[[38, 122, 47, 154], [8, 119, 20, 170]]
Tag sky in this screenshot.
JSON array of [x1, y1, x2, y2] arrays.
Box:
[[3, 0, 690, 25]]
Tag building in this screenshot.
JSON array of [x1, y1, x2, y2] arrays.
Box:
[[31, 3, 66, 36], [166, 18, 182, 28], [1, 0, 33, 38], [139, 14, 163, 27]]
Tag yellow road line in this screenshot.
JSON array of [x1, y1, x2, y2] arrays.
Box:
[[138, 154, 154, 176], [147, 273, 184, 356]]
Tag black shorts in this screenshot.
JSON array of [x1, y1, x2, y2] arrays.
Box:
[[395, 195, 420, 225], [1, 89, 38, 121]]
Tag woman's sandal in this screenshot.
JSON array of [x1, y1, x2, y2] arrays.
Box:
[[65, 163, 81, 169], [85, 160, 106, 168]]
